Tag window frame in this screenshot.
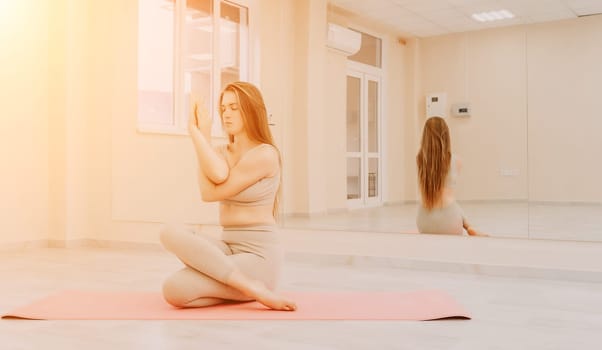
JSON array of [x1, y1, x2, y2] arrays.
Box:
[[137, 0, 257, 136]]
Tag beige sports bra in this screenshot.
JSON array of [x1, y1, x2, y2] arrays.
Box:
[[219, 143, 280, 207]]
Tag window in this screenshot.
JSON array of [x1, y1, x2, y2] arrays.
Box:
[[348, 30, 381, 68], [137, 0, 250, 135]]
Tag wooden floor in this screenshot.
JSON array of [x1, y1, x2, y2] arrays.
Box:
[[1, 243, 601, 349]]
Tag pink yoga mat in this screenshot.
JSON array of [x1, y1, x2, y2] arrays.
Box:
[[1, 289, 471, 321]]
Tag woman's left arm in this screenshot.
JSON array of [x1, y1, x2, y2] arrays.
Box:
[[199, 145, 278, 202]]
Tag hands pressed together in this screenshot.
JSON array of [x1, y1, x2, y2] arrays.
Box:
[[188, 98, 212, 139]]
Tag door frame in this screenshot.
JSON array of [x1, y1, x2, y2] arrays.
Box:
[[346, 65, 383, 209]]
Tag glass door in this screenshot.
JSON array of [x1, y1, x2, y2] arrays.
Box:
[[346, 70, 381, 208]]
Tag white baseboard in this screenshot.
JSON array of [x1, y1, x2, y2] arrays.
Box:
[[1, 239, 163, 252]]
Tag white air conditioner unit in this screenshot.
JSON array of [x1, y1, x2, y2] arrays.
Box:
[[326, 23, 361, 56]]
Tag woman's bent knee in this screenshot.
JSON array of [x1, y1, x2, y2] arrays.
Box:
[[159, 223, 186, 250]]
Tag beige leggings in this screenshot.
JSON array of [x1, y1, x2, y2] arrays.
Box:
[[159, 224, 282, 308], [416, 201, 466, 235]]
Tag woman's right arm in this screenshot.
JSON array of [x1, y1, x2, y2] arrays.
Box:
[[198, 145, 278, 202], [189, 102, 229, 184]]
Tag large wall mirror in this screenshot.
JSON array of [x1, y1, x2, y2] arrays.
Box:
[[526, 16, 602, 241], [280, 13, 602, 243]]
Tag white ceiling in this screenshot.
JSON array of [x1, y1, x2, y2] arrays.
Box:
[[330, 0, 602, 37]]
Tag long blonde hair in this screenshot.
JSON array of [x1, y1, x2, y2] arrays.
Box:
[[218, 81, 282, 219], [416, 116, 451, 210]]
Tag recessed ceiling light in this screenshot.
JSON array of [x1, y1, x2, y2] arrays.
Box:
[[471, 9, 515, 22]]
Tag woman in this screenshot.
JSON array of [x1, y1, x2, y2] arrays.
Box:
[[159, 81, 296, 311], [416, 116, 486, 236]]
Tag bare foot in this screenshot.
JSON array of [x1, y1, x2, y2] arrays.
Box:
[[467, 227, 488, 237], [249, 281, 297, 311]]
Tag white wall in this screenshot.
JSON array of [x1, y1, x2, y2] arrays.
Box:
[[400, 38, 422, 203], [415, 15, 602, 204], [417, 26, 528, 201], [382, 34, 406, 204], [0, 1, 50, 245], [324, 50, 348, 211], [527, 16, 602, 203]]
